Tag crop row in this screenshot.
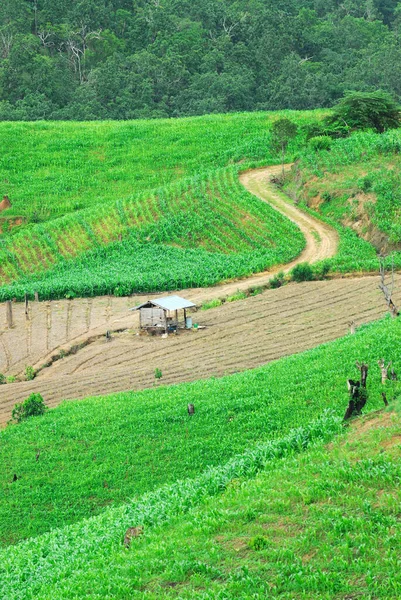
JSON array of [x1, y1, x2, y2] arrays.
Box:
[[0, 167, 304, 300], [0, 412, 343, 600]]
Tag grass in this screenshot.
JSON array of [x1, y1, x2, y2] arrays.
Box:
[[90, 406, 401, 599], [1, 316, 400, 549], [0, 110, 324, 298]]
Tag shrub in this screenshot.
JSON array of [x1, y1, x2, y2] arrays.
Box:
[[248, 535, 269, 551], [0, 374, 5, 385], [314, 261, 331, 280], [11, 393, 47, 423], [309, 136, 332, 152], [6, 375, 16, 383], [269, 271, 285, 289], [154, 368, 162, 381], [291, 263, 314, 282], [321, 191, 333, 203], [226, 291, 247, 303], [358, 175, 373, 193], [25, 366, 35, 381]]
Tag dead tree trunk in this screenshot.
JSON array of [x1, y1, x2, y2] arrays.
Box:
[[381, 392, 389, 407], [356, 361, 369, 388], [378, 359, 391, 384], [6, 300, 13, 328], [379, 256, 399, 317], [348, 321, 357, 335], [344, 362, 369, 421]]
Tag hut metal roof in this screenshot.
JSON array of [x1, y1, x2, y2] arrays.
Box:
[[131, 295, 196, 312]]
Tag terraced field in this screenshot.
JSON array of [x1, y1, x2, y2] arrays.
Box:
[[0, 274, 396, 426]]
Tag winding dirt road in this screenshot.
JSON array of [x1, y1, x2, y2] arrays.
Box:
[[0, 166, 371, 425]]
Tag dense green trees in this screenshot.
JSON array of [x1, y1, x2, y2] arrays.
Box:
[[1, 0, 401, 120]]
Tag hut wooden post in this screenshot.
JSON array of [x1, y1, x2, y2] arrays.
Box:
[[164, 309, 168, 334], [6, 300, 13, 328], [184, 308, 187, 327]]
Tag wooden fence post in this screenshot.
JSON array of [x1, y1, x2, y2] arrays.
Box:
[[25, 294, 29, 317], [6, 300, 13, 328]]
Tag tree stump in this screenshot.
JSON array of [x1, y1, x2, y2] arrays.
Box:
[[187, 403, 195, 416], [6, 300, 13, 328], [378, 359, 391, 384], [123, 526, 143, 548]]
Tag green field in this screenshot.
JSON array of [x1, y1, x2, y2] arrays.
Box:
[[0, 111, 322, 299], [0, 167, 304, 300], [1, 317, 400, 598]]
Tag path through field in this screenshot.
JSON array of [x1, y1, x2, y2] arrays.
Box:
[[0, 166, 385, 425]]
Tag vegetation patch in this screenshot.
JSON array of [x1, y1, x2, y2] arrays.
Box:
[[1, 317, 400, 547]]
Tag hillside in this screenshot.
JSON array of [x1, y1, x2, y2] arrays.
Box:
[[67, 407, 401, 599], [1, 316, 400, 598], [0, 111, 320, 300], [283, 129, 401, 272], [1, 317, 399, 546]]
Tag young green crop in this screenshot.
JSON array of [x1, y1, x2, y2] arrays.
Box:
[[1, 316, 400, 548], [0, 110, 324, 297], [0, 166, 305, 301]]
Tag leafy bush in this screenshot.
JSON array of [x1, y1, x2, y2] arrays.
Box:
[[201, 298, 223, 310], [291, 263, 314, 282], [314, 261, 331, 280], [226, 291, 247, 303], [0, 374, 5, 385], [154, 368, 162, 381], [269, 271, 285, 289], [25, 366, 35, 381], [358, 175, 374, 193], [11, 394, 47, 424], [309, 136, 332, 151], [321, 191, 333, 203]]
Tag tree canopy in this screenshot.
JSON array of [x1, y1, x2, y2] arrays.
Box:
[[329, 91, 401, 133], [1, 1, 401, 120]]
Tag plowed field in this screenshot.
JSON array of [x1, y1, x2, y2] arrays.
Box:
[[0, 275, 396, 425]]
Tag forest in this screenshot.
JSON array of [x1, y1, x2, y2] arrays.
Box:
[[1, 0, 401, 120]]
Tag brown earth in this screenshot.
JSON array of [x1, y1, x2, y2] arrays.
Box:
[[0, 166, 388, 426], [0, 195, 11, 212]]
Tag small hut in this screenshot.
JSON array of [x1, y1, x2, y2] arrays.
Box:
[[131, 295, 196, 334]]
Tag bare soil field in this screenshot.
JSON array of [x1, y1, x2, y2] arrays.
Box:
[[0, 275, 395, 425]]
